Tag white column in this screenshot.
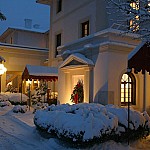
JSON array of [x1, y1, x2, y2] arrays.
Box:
[[84, 67, 93, 103], [1, 72, 6, 92]]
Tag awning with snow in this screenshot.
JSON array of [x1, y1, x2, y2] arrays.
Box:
[[22, 65, 58, 81], [128, 42, 150, 74]]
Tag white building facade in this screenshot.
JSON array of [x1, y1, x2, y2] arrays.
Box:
[[37, 0, 150, 112]]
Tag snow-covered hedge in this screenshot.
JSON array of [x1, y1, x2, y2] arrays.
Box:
[[32, 102, 49, 113], [0, 101, 12, 107], [12, 105, 28, 113], [0, 93, 28, 105], [0, 93, 9, 102], [7, 93, 28, 105], [34, 103, 150, 143]]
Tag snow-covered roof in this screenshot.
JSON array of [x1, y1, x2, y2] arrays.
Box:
[[59, 53, 94, 68], [0, 26, 48, 38], [26, 65, 58, 76], [8, 26, 47, 34], [58, 28, 140, 51], [0, 42, 48, 52]]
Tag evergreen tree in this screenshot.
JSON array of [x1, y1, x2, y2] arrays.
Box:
[[70, 80, 84, 104]]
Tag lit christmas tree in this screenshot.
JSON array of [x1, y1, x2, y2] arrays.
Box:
[[70, 80, 84, 104]]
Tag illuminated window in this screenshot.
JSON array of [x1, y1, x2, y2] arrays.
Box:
[[129, 15, 139, 32], [130, 0, 139, 10], [121, 73, 136, 105], [129, 0, 139, 32], [81, 21, 89, 37]]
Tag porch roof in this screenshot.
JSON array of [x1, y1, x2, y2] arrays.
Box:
[[128, 42, 150, 74], [59, 53, 94, 68], [22, 65, 58, 81]]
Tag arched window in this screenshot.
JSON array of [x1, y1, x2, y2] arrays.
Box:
[[121, 73, 136, 105]]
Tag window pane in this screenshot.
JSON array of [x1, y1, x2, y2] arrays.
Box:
[[81, 21, 89, 37], [121, 84, 124, 88], [121, 88, 124, 93], [57, 0, 62, 13], [125, 97, 128, 102], [121, 98, 124, 102], [121, 73, 135, 105], [121, 92, 124, 98]]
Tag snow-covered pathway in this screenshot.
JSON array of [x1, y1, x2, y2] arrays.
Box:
[[1, 106, 150, 150], [0, 108, 52, 150]]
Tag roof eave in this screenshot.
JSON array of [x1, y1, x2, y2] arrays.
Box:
[[36, 0, 51, 5], [0, 28, 14, 41]]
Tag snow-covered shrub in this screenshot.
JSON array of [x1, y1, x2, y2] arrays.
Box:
[[143, 111, 150, 129], [105, 105, 146, 131], [5, 84, 18, 93], [31, 82, 48, 105], [34, 103, 150, 143], [33, 102, 49, 113], [12, 105, 28, 113], [8, 93, 28, 105], [0, 101, 12, 107], [0, 93, 9, 102]]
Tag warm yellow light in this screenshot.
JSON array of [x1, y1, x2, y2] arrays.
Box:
[[27, 79, 32, 85], [130, 1, 139, 10], [0, 64, 7, 75]]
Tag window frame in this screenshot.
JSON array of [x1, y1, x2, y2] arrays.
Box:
[[81, 20, 89, 38], [55, 33, 61, 57], [121, 73, 136, 106], [56, 0, 62, 13]]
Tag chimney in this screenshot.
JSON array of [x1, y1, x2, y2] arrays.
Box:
[[24, 19, 32, 29], [33, 24, 40, 29]]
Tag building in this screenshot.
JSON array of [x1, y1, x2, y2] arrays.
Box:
[[0, 19, 49, 48], [37, 0, 150, 113], [0, 19, 49, 92]]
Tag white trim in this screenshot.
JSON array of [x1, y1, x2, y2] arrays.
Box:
[[59, 53, 94, 68], [0, 42, 48, 52], [57, 28, 140, 51]]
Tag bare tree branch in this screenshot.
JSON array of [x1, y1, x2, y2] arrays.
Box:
[[0, 11, 6, 21], [107, 0, 150, 41]]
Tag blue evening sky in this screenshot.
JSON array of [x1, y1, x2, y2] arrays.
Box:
[[0, 0, 50, 35]]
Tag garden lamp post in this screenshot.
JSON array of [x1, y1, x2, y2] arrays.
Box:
[[0, 56, 7, 92]]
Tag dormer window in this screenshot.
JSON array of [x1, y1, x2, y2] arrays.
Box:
[[81, 20, 89, 38], [56, 0, 62, 13]]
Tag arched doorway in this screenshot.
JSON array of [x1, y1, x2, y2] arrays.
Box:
[[121, 73, 136, 105]]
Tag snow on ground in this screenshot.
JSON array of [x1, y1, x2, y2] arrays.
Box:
[[0, 97, 150, 149], [1, 105, 150, 150]]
